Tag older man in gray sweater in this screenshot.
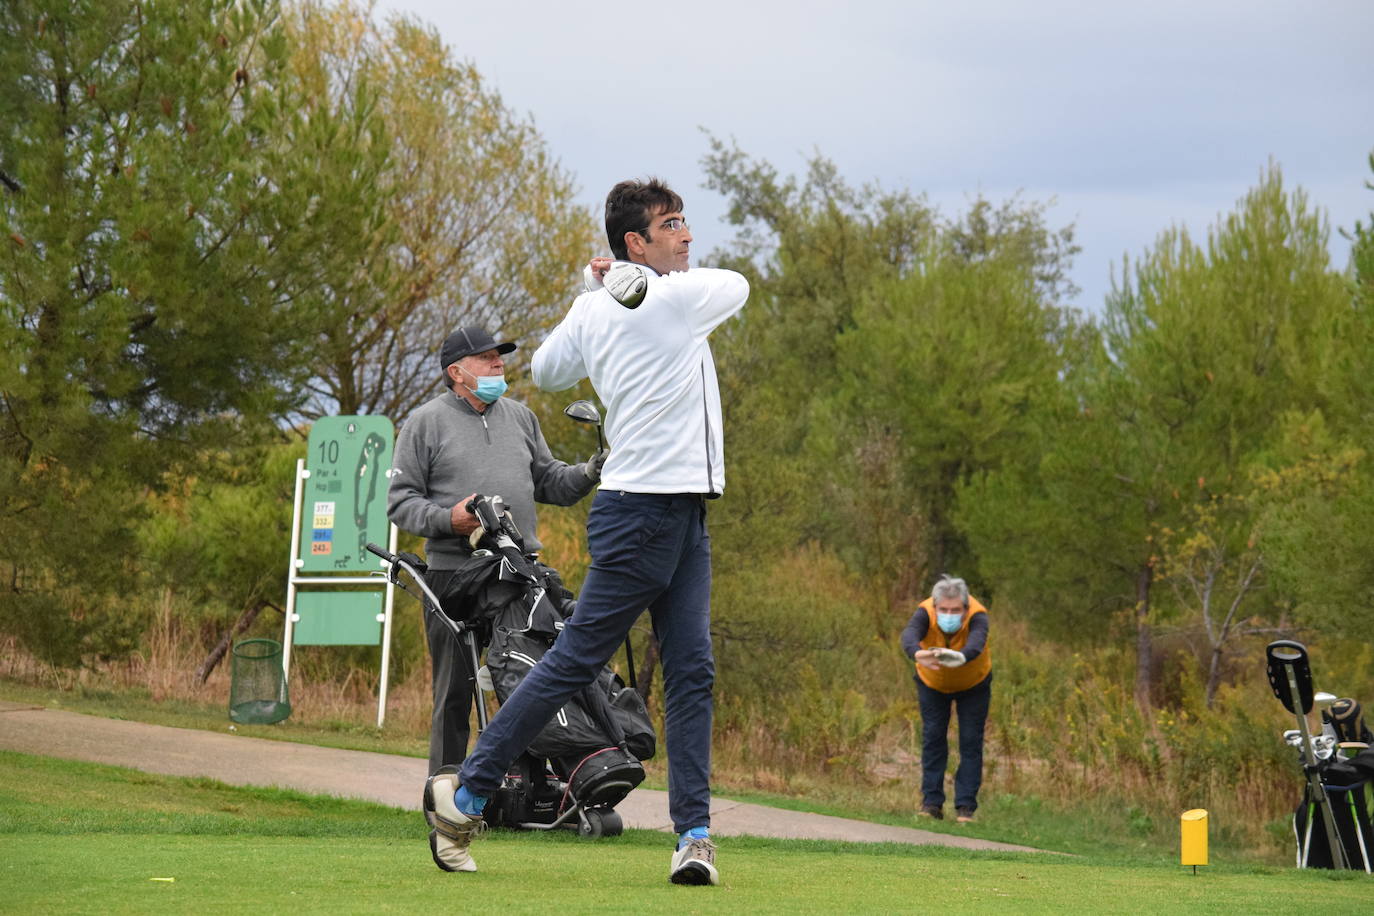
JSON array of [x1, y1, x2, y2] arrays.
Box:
[[387, 326, 602, 805]]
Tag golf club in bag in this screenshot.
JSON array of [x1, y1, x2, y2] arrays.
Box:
[[1265, 640, 1374, 871]]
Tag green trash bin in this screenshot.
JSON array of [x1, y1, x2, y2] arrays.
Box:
[[229, 638, 292, 724]]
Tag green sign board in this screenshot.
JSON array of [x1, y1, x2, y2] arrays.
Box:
[[292, 592, 383, 646], [300, 415, 394, 572]]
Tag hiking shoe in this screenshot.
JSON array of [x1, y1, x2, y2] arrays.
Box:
[[670, 837, 719, 886], [955, 807, 976, 823], [919, 804, 944, 820], [423, 767, 482, 872]]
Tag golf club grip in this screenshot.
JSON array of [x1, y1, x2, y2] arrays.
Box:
[[365, 542, 396, 563]]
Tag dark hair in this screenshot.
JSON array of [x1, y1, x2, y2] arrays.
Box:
[[605, 178, 683, 260]]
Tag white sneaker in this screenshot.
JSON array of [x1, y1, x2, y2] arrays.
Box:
[[423, 768, 482, 873], [669, 837, 719, 886]]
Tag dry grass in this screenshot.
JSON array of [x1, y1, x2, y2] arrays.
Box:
[[0, 591, 436, 742]]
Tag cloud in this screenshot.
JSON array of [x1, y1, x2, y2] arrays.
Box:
[[377, 0, 1374, 309]]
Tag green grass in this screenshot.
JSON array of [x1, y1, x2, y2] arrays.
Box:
[[4, 751, 1372, 914], [0, 678, 1287, 864], [705, 783, 1284, 866]]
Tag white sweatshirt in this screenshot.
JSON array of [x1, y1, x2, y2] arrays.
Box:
[[531, 267, 749, 495]]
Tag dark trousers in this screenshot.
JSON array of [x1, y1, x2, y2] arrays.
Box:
[[424, 567, 475, 776], [461, 491, 714, 832], [916, 672, 992, 811]]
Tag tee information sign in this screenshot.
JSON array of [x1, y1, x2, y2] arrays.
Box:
[[299, 416, 394, 573]]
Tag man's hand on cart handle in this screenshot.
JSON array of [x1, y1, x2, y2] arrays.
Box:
[[451, 492, 479, 535]]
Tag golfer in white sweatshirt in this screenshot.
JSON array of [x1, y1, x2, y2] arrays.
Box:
[[430, 178, 748, 886]]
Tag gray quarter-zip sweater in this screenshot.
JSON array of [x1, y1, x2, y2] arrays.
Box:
[[387, 392, 597, 568]]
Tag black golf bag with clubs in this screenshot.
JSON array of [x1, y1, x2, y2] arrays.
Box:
[[466, 493, 654, 837], [368, 493, 654, 839], [1265, 640, 1374, 871]]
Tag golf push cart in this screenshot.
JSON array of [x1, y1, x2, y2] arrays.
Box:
[[366, 399, 654, 839], [1265, 640, 1374, 871]]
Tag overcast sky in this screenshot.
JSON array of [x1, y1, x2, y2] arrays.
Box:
[[377, 0, 1372, 312]]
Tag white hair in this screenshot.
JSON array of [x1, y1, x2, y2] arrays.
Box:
[[931, 575, 969, 606]]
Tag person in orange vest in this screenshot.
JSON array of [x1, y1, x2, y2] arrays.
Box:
[[900, 575, 992, 823]]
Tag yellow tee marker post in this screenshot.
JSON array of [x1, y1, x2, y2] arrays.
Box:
[[1181, 809, 1208, 874]]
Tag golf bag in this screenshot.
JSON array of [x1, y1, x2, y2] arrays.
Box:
[[434, 495, 655, 837], [482, 589, 655, 835], [1292, 761, 1374, 870], [1265, 640, 1374, 871]]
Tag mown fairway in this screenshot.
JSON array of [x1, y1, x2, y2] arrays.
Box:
[[4, 751, 1372, 914]]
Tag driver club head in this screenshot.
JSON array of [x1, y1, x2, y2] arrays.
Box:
[[564, 399, 606, 451], [563, 399, 601, 426]]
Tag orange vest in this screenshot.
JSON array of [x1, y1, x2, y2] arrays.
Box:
[[916, 595, 991, 693]]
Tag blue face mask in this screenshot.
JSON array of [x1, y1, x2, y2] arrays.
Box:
[[468, 374, 507, 404], [936, 612, 964, 635]]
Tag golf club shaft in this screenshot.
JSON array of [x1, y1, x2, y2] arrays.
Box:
[[1286, 665, 1351, 869], [1302, 802, 1313, 868], [1352, 792, 1372, 873], [468, 632, 488, 732]]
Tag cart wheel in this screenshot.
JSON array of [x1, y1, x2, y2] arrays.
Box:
[[599, 810, 623, 837], [578, 810, 605, 839]]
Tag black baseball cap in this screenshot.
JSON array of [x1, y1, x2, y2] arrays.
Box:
[[439, 327, 516, 371]]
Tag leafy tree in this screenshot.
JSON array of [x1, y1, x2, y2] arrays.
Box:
[[960, 165, 1352, 709], [815, 225, 1084, 618], [0, 0, 389, 664], [701, 140, 1081, 632], [1254, 413, 1374, 640], [701, 141, 941, 572], [139, 441, 302, 680], [1313, 151, 1374, 443], [1156, 490, 1267, 708], [287, 1, 598, 422], [1248, 154, 1374, 643], [1348, 151, 1374, 313]]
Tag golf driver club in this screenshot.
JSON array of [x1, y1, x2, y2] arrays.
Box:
[[563, 399, 605, 451]]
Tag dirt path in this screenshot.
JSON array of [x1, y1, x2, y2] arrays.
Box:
[[0, 700, 1046, 853]]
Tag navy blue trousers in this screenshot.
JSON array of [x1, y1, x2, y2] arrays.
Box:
[[916, 672, 992, 811], [460, 491, 714, 832]]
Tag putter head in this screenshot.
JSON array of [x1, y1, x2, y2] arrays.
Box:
[[564, 400, 601, 426]]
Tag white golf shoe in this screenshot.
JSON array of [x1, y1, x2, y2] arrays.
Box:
[[669, 837, 719, 886], [423, 767, 482, 873]]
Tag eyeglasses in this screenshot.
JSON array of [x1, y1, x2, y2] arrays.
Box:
[[638, 217, 689, 235]]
